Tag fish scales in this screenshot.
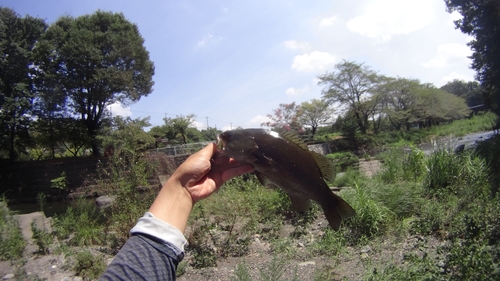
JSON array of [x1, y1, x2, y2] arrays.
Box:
[[217, 128, 355, 230]]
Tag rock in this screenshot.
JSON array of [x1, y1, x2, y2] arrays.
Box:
[[14, 211, 52, 243], [74, 277, 83, 281], [2, 273, 14, 280], [158, 175, 171, 187], [297, 243, 304, 248], [298, 261, 315, 266], [360, 245, 371, 253], [95, 195, 115, 208]]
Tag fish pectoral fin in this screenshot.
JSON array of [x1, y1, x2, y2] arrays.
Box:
[[289, 194, 311, 213]]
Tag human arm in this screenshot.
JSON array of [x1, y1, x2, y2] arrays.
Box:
[[100, 143, 253, 280]]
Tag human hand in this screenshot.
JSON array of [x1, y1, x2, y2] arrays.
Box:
[[171, 142, 254, 203]]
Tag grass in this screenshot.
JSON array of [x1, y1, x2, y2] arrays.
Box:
[[73, 250, 107, 280], [5, 112, 499, 280], [52, 197, 107, 246], [0, 198, 26, 260]]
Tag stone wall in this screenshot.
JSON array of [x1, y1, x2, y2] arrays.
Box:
[[0, 157, 106, 203], [0, 153, 192, 204]]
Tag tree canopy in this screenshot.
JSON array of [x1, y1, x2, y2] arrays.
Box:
[[37, 10, 155, 155], [0, 8, 47, 160], [318, 60, 380, 134], [445, 0, 500, 115]]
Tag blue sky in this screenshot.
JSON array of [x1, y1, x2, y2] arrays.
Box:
[[4, 0, 474, 131]]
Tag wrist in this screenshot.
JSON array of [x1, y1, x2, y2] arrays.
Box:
[[148, 176, 194, 233]]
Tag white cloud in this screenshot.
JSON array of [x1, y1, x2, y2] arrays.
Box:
[[196, 33, 222, 48], [291, 51, 336, 72], [193, 120, 205, 130], [107, 101, 132, 117], [319, 16, 337, 27], [441, 72, 474, 85], [285, 86, 309, 96], [221, 5, 228, 13], [422, 43, 472, 68], [447, 11, 462, 27], [284, 40, 310, 51], [247, 114, 270, 127], [347, 0, 434, 41]]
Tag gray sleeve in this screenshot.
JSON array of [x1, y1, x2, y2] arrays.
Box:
[[100, 234, 183, 280], [99, 212, 188, 280]]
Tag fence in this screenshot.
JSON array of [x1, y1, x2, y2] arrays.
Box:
[[155, 141, 213, 156]]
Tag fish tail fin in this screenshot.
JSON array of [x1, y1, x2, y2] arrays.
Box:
[[323, 193, 356, 231]]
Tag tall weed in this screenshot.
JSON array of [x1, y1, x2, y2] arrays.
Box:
[[377, 145, 425, 183], [0, 199, 25, 260], [342, 183, 395, 241], [53, 198, 106, 246]]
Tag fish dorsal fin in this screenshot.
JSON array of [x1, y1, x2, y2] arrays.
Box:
[[312, 151, 336, 182], [274, 129, 336, 182], [274, 129, 309, 150]]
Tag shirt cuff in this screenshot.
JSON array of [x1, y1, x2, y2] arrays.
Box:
[[130, 212, 188, 253]]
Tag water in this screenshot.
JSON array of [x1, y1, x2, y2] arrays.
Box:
[[8, 198, 94, 218]]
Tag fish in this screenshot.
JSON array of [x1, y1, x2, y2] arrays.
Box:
[[217, 128, 355, 230]]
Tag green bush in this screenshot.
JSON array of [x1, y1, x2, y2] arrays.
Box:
[[333, 168, 365, 188], [73, 250, 107, 280], [230, 260, 252, 281], [31, 221, 52, 254], [424, 149, 461, 195], [326, 152, 359, 172], [377, 145, 425, 183], [53, 198, 106, 246], [342, 183, 395, 241], [0, 199, 26, 260]]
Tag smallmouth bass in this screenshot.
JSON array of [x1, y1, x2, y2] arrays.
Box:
[[217, 128, 355, 230]]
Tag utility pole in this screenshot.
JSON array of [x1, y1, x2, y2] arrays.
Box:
[[206, 117, 209, 129]]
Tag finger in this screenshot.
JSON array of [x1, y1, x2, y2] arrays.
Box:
[[220, 164, 254, 183], [196, 142, 218, 160]]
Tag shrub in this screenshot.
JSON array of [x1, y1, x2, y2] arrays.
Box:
[[424, 149, 461, 195], [73, 250, 107, 280], [342, 183, 395, 241], [0, 199, 26, 260], [230, 260, 252, 281], [31, 221, 52, 254], [377, 145, 425, 183], [53, 198, 106, 246], [326, 152, 359, 172]]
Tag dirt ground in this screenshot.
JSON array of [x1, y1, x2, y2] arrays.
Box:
[[1, 209, 445, 281], [2, 158, 441, 281]]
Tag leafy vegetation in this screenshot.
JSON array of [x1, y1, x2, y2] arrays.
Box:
[[73, 250, 107, 280], [0, 198, 26, 260], [30, 221, 52, 254]]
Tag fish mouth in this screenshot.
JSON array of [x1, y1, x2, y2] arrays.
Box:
[[216, 133, 227, 151]]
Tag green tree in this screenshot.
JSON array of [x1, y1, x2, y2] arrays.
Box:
[[0, 8, 47, 161], [413, 86, 470, 127], [379, 77, 422, 131], [38, 11, 154, 156], [200, 127, 221, 142], [262, 102, 303, 132], [445, 0, 500, 115], [100, 116, 155, 156], [299, 99, 334, 138], [166, 114, 196, 144], [319, 60, 380, 134], [440, 79, 483, 107]]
